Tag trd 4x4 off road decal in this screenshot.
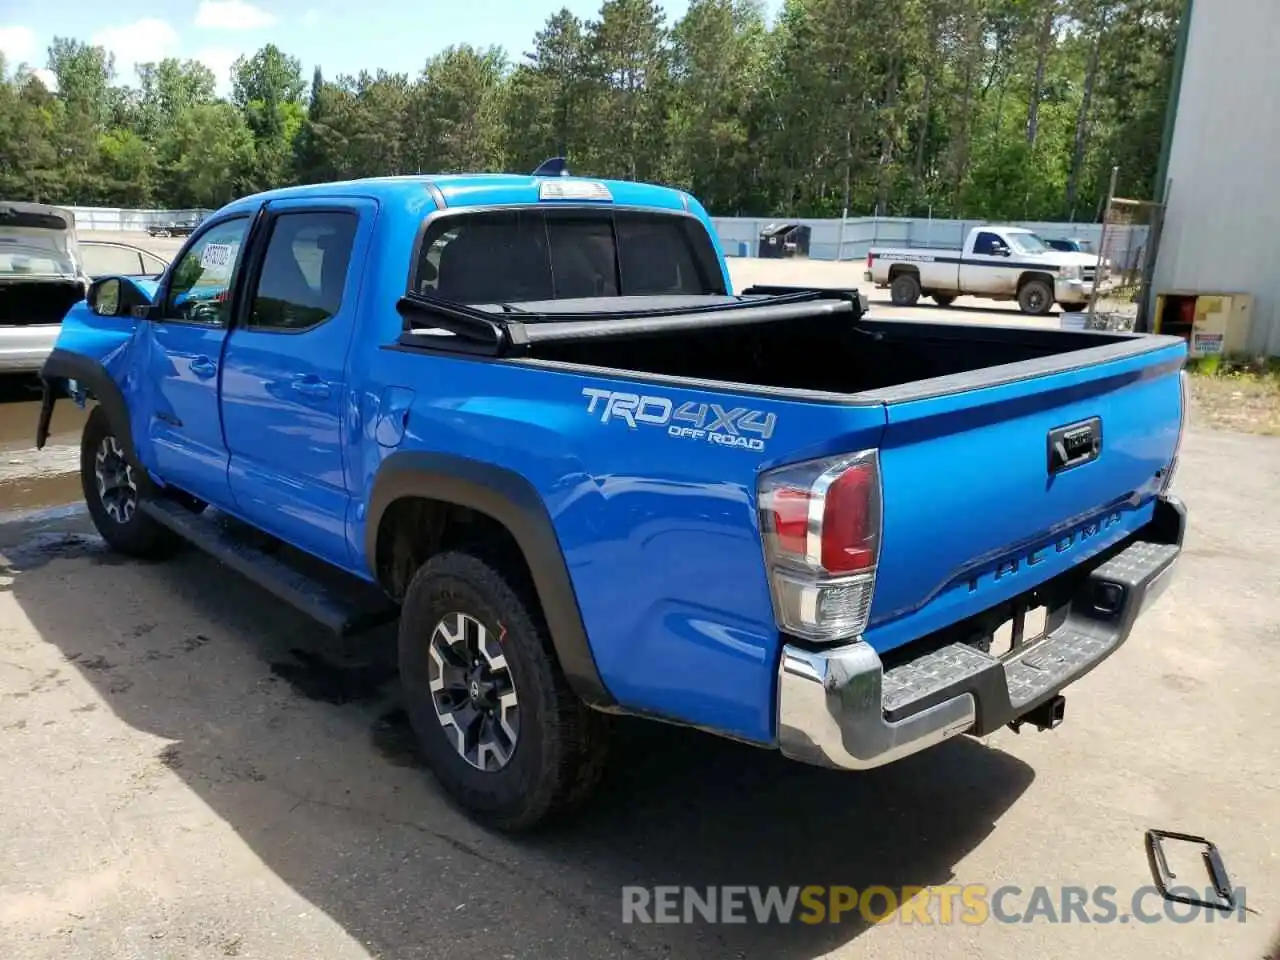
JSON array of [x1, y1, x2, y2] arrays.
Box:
[[581, 387, 776, 452]]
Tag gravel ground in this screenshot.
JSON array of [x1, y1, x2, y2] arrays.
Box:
[[0, 430, 1275, 960], [0, 244, 1275, 960]]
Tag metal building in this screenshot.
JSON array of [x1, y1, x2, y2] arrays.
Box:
[[1153, 0, 1280, 356]]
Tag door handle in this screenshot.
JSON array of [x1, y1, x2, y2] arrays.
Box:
[[189, 356, 217, 379], [290, 375, 331, 399]]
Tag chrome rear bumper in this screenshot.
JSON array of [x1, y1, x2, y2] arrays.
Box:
[[778, 643, 975, 769], [776, 496, 1185, 771]]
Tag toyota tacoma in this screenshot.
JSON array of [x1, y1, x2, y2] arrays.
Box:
[[38, 168, 1187, 830]]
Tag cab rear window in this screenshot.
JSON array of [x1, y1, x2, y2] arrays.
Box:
[[412, 209, 725, 303]]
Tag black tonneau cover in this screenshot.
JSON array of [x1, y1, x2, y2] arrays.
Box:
[[394, 286, 866, 356]]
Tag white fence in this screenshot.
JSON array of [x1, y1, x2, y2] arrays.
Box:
[[65, 206, 213, 232], [61, 205, 1148, 273], [712, 215, 1151, 274]]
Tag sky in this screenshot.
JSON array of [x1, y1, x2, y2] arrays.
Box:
[[0, 0, 781, 96]]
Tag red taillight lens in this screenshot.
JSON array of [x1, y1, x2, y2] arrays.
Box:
[[866, 251, 873, 270], [821, 463, 877, 572], [770, 486, 811, 556], [757, 451, 882, 643], [759, 455, 881, 574]]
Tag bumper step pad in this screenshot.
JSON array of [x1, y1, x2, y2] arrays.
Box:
[[880, 537, 1179, 731], [882, 643, 992, 716]]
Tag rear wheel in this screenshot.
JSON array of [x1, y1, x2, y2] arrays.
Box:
[[1018, 278, 1054, 316], [932, 294, 956, 308], [890, 272, 921, 306], [398, 551, 609, 831], [80, 406, 180, 559]]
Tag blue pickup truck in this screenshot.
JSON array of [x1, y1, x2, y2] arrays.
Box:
[[36, 168, 1188, 831]]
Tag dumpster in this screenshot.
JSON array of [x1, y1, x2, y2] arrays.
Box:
[[757, 223, 811, 259]]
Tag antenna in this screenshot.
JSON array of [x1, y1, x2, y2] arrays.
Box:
[[532, 157, 570, 178]]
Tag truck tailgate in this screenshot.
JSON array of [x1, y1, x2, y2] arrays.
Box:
[[863, 337, 1186, 654]]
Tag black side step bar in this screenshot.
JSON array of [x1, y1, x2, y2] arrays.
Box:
[[140, 499, 398, 637]]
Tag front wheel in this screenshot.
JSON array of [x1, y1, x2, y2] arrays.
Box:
[[1018, 278, 1055, 316], [80, 406, 180, 559], [398, 551, 610, 831]]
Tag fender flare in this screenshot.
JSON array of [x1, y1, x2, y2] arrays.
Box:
[[366, 451, 615, 708], [37, 348, 139, 467]]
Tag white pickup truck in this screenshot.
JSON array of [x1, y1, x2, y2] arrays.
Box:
[[865, 225, 1106, 316]]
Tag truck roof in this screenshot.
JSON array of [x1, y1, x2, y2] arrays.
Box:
[[219, 174, 695, 217]]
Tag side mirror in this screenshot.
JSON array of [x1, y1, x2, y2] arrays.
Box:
[[88, 277, 123, 317], [994, 245, 1011, 257]]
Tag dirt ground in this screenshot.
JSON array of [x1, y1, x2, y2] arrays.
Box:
[[1, 248, 1277, 960], [1188, 372, 1280, 437]]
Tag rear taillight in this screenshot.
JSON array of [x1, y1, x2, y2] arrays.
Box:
[[866, 251, 873, 270], [757, 451, 882, 643]]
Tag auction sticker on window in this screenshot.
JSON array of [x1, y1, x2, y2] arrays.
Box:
[[199, 242, 238, 280]]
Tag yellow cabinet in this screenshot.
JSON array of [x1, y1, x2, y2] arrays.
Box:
[[1153, 291, 1254, 359]]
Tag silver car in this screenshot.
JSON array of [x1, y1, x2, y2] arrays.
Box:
[[0, 202, 167, 374]]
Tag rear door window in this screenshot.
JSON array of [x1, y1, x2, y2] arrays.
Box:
[[413, 210, 723, 303], [248, 211, 357, 331]]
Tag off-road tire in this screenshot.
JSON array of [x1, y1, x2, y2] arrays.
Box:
[[80, 406, 180, 559], [890, 272, 922, 306], [398, 551, 610, 831], [1018, 278, 1055, 316]]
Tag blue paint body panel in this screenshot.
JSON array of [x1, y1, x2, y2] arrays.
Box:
[[49, 174, 1186, 748]]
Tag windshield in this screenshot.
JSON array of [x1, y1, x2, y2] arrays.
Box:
[[1007, 232, 1050, 255]]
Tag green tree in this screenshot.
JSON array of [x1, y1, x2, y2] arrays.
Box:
[[47, 37, 114, 125], [333, 70, 413, 176], [0, 3, 1187, 218], [133, 58, 218, 138], [666, 0, 769, 212], [578, 0, 671, 181], [408, 45, 508, 173], [96, 128, 157, 206], [157, 102, 256, 207], [0, 66, 64, 201], [232, 44, 306, 190], [502, 9, 589, 172]]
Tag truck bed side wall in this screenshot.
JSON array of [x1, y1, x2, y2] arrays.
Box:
[[345, 196, 867, 744], [359, 341, 887, 743]]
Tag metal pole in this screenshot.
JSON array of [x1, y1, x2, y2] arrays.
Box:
[[1087, 166, 1119, 324], [1137, 178, 1172, 332], [838, 208, 848, 262]]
